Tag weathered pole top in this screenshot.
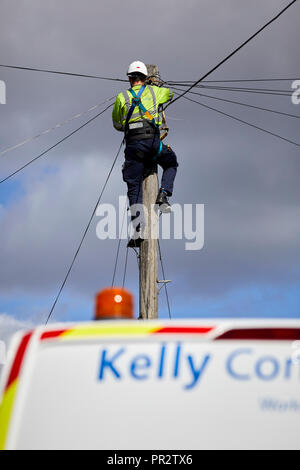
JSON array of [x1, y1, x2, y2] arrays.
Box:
[[146, 64, 160, 86]]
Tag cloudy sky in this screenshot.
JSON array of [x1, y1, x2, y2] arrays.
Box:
[[0, 0, 299, 344]]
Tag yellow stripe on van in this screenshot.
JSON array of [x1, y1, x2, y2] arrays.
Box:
[[0, 380, 18, 450], [60, 324, 161, 340]]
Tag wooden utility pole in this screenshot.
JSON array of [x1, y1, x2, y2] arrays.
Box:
[[139, 64, 159, 320]]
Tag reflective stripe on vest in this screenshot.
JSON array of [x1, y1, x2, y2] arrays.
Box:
[[121, 91, 131, 114]]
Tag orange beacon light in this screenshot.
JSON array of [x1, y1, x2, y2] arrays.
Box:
[[95, 287, 134, 320]]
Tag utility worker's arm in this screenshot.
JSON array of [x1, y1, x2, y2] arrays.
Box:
[[112, 93, 125, 131], [155, 86, 174, 106]]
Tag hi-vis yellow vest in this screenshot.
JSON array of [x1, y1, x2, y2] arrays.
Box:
[[112, 85, 173, 131]]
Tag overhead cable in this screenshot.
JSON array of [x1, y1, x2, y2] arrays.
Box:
[[0, 102, 114, 184], [169, 83, 292, 96], [111, 201, 128, 287], [167, 78, 300, 84], [122, 247, 129, 288], [1, 63, 299, 88], [175, 92, 300, 148], [0, 64, 127, 82], [157, 240, 172, 320], [168, 85, 300, 120], [45, 140, 123, 324], [166, 0, 298, 109], [0, 96, 116, 157]]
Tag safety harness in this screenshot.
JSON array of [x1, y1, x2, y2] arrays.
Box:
[[126, 85, 155, 127], [125, 85, 162, 158]]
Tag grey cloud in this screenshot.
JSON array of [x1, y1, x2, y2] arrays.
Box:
[[0, 313, 34, 378], [0, 312, 33, 346]]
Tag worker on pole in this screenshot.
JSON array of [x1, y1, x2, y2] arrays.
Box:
[[112, 61, 178, 247]]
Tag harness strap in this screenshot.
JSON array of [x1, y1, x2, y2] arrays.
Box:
[[125, 85, 145, 133], [153, 141, 163, 161], [125, 85, 159, 133], [129, 90, 156, 124]]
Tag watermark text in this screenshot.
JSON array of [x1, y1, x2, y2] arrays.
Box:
[[291, 80, 300, 105], [96, 196, 204, 251]]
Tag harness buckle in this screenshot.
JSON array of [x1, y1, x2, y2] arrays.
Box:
[[132, 97, 141, 105]]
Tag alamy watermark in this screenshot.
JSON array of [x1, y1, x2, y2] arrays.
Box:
[[0, 80, 6, 104], [291, 80, 300, 105], [95, 196, 204, 251]]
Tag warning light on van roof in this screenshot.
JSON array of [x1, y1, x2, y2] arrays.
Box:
[[95, 287, 134, 320]]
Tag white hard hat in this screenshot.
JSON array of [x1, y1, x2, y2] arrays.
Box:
[[127, 61, 148, 77]]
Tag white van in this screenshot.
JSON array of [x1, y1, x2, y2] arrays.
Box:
[[0, 319, 300, 450]]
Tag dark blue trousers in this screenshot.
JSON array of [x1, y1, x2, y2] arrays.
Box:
[[122, 134, 178, 207]]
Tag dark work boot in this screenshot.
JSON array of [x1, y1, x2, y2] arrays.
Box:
[[127, 237, 144, 249], [127, 223, 143, 248], [156, 189, 171, 214]]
